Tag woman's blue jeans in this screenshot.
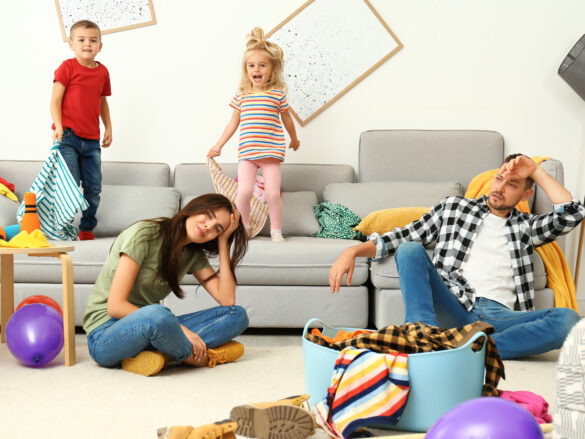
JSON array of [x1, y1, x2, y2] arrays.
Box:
[[394, 242, 580, 360], [58, 128, 102, 232], [87, 304, 249, 367]]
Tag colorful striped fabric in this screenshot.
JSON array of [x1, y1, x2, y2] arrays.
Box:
[[314, 347, 410, 439], [229, 89, 289, 162], [17, 142, 88, 240]]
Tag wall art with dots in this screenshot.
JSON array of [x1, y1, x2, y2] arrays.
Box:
[[267, 0, 402, 126], [55, 0, 156, 42]]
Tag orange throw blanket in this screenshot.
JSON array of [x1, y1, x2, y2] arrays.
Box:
[[465, 157, 579, 312]]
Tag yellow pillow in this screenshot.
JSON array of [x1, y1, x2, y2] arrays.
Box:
[[354, 207, 431, 236]]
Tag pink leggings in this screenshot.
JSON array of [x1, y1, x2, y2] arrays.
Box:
[[237, 158, 282, 231]]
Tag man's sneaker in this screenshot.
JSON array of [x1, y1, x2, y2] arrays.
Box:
[[157, 419, 238, 439], [78, 230, 95, 240], [207, 341, 244, 367], [121, 350, 170, 376], [230, 403, 314, 439]]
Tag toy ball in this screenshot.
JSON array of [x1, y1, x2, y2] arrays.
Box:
[[6, 303, 64, 367], [17, 294, 63, 316], [425, 397, 543, 439]]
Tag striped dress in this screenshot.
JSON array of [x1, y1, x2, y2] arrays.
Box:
[[229, 89, 290, 162]]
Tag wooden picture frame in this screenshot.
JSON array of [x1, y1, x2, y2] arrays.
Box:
[[55, 0, 157, 42], [267, 0, 403, 126]]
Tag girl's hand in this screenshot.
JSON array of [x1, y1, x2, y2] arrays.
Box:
[[181, 326, 207, 362], [208, 145, 222, 158], [52, 127, 63, 143], [219, 208, 241, 241], [289, 138, 301, 151]]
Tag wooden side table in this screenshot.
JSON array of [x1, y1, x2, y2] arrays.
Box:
[[0, 245, 76, 366]]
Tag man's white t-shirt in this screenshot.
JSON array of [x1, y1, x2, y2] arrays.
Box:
[[461, 213, 517, 309]]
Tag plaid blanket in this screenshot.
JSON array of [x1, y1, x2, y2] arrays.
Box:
[[306, 321, 504, 396]]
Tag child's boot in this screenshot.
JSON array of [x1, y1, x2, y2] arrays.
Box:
[[121, 350, 172, 376], [230, 395, 315, 439], [157, 419, 238, 439], [207, 341, 244, 368]]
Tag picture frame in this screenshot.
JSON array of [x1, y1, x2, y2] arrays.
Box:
[[54, 0, 157, 42], [267, 0, 403, 126]]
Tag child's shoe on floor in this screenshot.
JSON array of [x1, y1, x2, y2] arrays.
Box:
[[121, 350, 171, 376], [270, 230, 285, 242], [230, 395, 314, 439], [157, 419, 238, 439], [207, 341, 244, 367]]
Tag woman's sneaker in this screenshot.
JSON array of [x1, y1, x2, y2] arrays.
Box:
[[121, 351, 171, 376], [207, 341, 245, 368], [157, 419, 238, 439]]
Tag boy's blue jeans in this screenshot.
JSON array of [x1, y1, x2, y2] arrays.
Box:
[[58, 128, 102, 232], [394, 242, 580, 360], [87, 304, 249, 367]]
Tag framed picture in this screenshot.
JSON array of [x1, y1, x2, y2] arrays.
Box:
[[267, 0, 403, 126], [55, 0, 157, 42]]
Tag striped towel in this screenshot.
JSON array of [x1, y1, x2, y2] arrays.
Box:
[[314, 347, 410, 439], [207, 157, 268, 238], [17, 142, 88, 240]]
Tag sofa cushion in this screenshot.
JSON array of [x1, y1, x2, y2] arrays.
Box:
[[259, 191, 319, 236], [0, 195, 19, 227], [94, 185, 180, 237], [323, 181, 462, 219], [355, 207, 431, 236]]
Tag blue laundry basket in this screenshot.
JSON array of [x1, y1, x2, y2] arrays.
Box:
[[302, 318, 487, 432]]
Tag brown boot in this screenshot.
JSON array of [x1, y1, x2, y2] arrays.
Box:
[[207, 341, 244, 367], [121, 351, 171, 376], [230, 402, 314, 439], [157, 419, 238, 439]]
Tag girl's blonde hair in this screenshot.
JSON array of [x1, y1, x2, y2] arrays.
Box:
[[239, 27, 286, 93]]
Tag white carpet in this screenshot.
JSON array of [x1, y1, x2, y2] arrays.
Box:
[[0, 337, 559, 439]]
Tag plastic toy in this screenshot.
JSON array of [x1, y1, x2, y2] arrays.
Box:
[[0, 225, 5, 241], [16, 294, 63, 316], [3, 224, 20, 240], [20, 192, 41, 233]]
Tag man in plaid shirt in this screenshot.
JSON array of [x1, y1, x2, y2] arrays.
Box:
[[329, 154, 584, 359]]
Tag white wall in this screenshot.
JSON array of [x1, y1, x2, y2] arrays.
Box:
[[2, 1, 585, 308]]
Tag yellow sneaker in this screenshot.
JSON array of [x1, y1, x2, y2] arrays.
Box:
[[252, 394, 310, 410], [121, 351, 170, 376], [230, 403, 314, 439], [157, 420, 238, 439], [207, 341, 244, 368]]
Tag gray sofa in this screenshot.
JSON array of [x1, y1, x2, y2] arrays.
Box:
[[0, 130, 564, 330]]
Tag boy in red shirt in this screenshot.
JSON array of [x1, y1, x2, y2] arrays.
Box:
[[50, 20, 112, 240]]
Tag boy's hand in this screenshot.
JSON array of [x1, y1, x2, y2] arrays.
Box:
[[289, 138, 301, 151], [208, 145, 222, 158], [52, 126, 63, 143], [102, 128, 112, 148]]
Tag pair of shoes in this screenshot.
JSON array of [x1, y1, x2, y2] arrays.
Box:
[[230, 394, 315, 439], [121, 350, 171, 376], [157, 419, 238, 439], [207, 341, 245, 368], [270, 231, 285, 242], [78, 230, 95, 240]]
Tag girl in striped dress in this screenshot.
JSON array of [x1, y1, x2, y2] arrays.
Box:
[[208, 27, 300, 242]]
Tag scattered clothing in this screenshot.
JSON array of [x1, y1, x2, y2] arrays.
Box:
[[464, 156, 580, 312], [0, 176, 15, 193], [236, 174, 267, 203], [314, 202, 366, 240], [499, 390, 552, 424], [306, 321, 504, 396], [310, 328, 373, 343], [0, 229, 52, 248], [0, 182, 17, 202], [314, 347, 409, 439], [16, 143, 88, 240]]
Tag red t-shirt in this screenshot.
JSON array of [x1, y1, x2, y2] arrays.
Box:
[[53, 58, 111, 140]]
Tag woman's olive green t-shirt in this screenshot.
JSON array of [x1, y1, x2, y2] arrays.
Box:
[[83, 221, 210, 335]]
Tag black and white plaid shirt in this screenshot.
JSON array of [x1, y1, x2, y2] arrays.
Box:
[[369, 195, 585, 311]]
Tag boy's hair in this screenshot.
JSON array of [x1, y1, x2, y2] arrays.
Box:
[[70, 20, 101, 40], [239, 27, 287, 93], [503, 153, 534, 188]]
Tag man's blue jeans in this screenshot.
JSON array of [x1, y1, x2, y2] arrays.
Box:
[[87, 304, 249, 367], [394, 242, 580, 360], [59, 128, 102, 232]]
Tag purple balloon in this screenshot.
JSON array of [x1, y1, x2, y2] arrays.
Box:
[[6, 303, 64, 367], [426, 397, 543, 439]]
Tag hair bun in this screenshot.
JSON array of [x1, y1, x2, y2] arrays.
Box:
[[246, 27, 265, 48]]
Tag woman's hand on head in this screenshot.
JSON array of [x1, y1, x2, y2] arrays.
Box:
[[219, 207, 241, 242]]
